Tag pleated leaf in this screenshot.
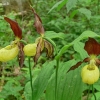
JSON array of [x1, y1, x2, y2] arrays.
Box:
[[32, 60, 55, 100], [46, 59, 82, 100], [59, 67, 83, 100]]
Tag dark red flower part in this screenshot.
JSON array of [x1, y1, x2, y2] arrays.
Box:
[[84, 38, 100, 56], [18, 43, 24, 68], [4, 17, 22, 39], [31, 8, 45, 35]]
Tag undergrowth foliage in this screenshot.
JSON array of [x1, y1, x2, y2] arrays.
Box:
[[0, 1, 100, 100]]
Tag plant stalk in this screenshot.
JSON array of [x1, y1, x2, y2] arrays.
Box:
[[55, 59, 59, 100], [87, 85, 91, 100], [28, 57, 33, 100], [92, 84, 96, 100]]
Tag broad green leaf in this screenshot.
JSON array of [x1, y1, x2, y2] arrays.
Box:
[[58, 67, 83, 100], [78, 8, 91, 20], [46, 59, 80, 100], [66, 0, 78, 13], [45, 31, 66, 39], [32, 60, 55, 100], [74, 42, 89, 60], [46, 59, 83, 100], [46, 72, 55, 100], [72, 31, 99, 44], [57, 60, 82, 100]]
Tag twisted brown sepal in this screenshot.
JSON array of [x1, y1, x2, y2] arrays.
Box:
[[34, 38, 44, 63], [84, 38, 100, 56], [31, 8, 45, 35], [34, 38, 53, 63], [18, 43, 24, 67], [44, 40, 53, 57], [69, 58, 89, 71], [4, 17, 22, 39]]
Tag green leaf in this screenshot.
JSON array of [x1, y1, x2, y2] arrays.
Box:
[[57, 60, 82, 100], [32, 60, 55, 100], [57, 0, 68, 11], [56, 31, 99, 61], [74, 42, 89, 60], [66, 0, 78, 13], [72, 31, 99, 44], [45, 72, 55, 100], [46, 60, 83, 100], [59, 67, 83, 100], [69, 10, 78, 19], [78, 8, 91, 20], [55, 43, 73, 60], [90, 92, 100, 100], [24, 67, 41, 100], [45, 31, 66, 39], [93, 79, 100, 92], [46, 60, 77, 100], [48, 0, 68, 13], [48, 0, 64, 13], [0, 80, 23, 99]]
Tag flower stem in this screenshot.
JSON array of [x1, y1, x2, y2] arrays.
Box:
[[28, 57, 33, 100], [55, 59, 59, 100], [87, 85, 91, 100], [92, 84, 96, 100]]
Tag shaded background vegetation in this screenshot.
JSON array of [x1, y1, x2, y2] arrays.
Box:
[[0, 0, 100, 46]]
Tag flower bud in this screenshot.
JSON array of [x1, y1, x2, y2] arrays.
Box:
[[0, 45, 19, 62], [81, 65, 99, 84], [23, 43, 37, 56]]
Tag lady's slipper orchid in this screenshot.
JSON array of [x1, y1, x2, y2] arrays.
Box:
[[81, 38, 100, 84], [81, 59, 99, 84], [2, 17, 24, 65], [69, 38, 100, 84], [23, 43, 37, 56], [0, 43, 19, 62], [31, 8, 54, 62]]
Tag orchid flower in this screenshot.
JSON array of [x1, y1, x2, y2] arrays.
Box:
[[81, 38, 100, 84], [29, 8, 54, 63], [0, 17, 22, 62]]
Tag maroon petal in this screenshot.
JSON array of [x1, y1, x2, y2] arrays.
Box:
[[31, 8, 44, 35], [68, 58, 89, 71], [4, 17, 22, 39], [18, 43, 24, 67], [44, 40, 53, 57], [84, 38, 100, 55]]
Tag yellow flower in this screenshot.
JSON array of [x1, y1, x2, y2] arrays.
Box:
[[81, 64, 99, 84], [0, 45, 19, 62], [23, 43, 37, 56]]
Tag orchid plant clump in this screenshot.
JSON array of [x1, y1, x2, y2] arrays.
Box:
[[1, 7, 100, 100], [0, 7, 54, 100]]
